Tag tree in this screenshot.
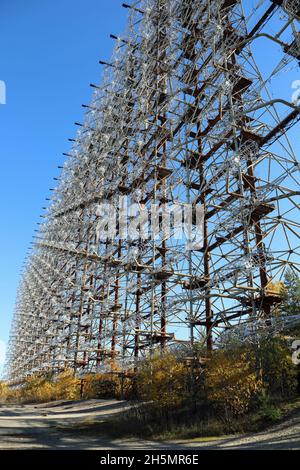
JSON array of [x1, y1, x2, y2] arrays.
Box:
[[0, 381, 9, 402], [255, 337, 298, 399], [137, 352, 188, 409], [281, 269, 300, 316], [206, 349, 262, 418]]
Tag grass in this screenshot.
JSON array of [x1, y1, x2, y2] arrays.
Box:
[[61, 397, 300, 442], [160, 398, 300, 441]]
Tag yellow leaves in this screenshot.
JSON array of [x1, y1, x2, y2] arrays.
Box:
[[137, 352, 188, 409], [3, 369, 132, 404], [54, 369, 80, 401], [206, 350, 262, 416], [6, 369, 81, 403], [3, 337, 296, 411], [81, 373, 98, 399], [0, 381, 9, 401], [82, 372, 119, 399], [266, 280, 285, 295]]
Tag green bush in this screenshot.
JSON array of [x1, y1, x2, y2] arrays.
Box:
[[255, 337, 298, 399]]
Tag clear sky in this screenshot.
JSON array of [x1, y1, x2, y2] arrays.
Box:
[[0, 1, 299, 374], [0, 0, 128, 371]]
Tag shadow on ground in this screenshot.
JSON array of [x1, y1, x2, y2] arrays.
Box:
[[0, 400, 299, 449]]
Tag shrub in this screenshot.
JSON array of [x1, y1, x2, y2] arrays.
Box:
[[81, 372, 133, 400], [136, 352, 189, 409], [255, 337, 298, 399], [206, 349, 263, 418], [281, 269, 300, 316], [85, 373, 117, 399], [0, 381, 9, 402], [19, 374, 55, 403], [81, 373, 98, 399], [257, 391, 283, 422], [10, 369, 80, 403], [53, 369, 80, 401]]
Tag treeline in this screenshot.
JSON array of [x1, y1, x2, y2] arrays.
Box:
[[1, 336, 298, 417], [1, 270, 299, 437]]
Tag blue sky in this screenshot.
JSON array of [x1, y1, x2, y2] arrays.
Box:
[[0, 2, 299, 373], [0, 0, 127, 369]]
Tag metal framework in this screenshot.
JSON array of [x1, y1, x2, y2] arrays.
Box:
[[5, 0, 300, 382]]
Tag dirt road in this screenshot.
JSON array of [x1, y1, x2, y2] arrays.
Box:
[[0, 400, 299, 449]]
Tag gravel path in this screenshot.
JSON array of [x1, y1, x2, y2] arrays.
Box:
[[0, 400, 176, 449], [0, 400, 299, 449]]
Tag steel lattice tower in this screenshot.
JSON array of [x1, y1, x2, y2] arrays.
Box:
[[5, 0, 300, 383]]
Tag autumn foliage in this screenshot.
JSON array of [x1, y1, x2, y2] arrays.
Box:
[[0, 336, 298, 427], [0, 370, 80, 403], [206, 349, 262, 416], [136, 352, 189, 409]]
